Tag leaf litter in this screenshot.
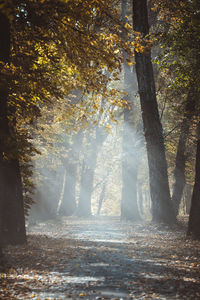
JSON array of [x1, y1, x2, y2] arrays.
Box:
[[0, 216, 200, 299]]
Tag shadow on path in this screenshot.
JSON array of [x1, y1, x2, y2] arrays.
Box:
[[2, 216, 200, 299]]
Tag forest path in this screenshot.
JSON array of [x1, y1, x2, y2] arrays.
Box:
[[1, 216, 200, 299]]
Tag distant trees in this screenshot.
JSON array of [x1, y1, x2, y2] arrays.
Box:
[[1, 0, 200, 245], [0, 0, 129, 244], [58, 132, 83, 216], [77, 127, 106, 216], [121, 112, 142, 221], [121, 0, 141, 221]]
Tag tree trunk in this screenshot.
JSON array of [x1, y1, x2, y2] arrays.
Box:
[[97, 181, 106, 216], [77, 133, 98, 217], [77, 127, 106, 217], [132, 0, 176, 224], [58, 131, 84, 216], [58, 161, 77, 216], [77, 158, 95, 216], [121, 0, 141, 221], [172, 93, 195, 216], [184, 184, 192, 215], [187, 122, 200, 239], [137, 184, 144, 216], [0, 12, 26, 245], [1, 160, 26, 245], [172, 123, 189, 216], [121, 118, 142, 221]]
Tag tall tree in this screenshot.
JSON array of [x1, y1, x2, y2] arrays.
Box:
[[58, 131, 83, 216], [172, 92, 195, 216], [153, 0, 200, 217], [132, 0, 176, 224], [77, 125, 106, 217], [187, 122, 200, 240], [121, 0, 141, 221], [0, 11, 26, 245]]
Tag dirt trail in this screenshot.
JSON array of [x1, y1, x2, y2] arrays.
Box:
[[1, 216, 200, 299]]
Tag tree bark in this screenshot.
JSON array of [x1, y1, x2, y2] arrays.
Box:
[[77, 134, 98, 217], [121, 118, 142, 221], [0, 12, 26, 245], [132, 0, 176, 224], [97, 181, 106, 216], [184, 184, 192, 215], [187, 122, 200, 239], [172, 93, 195, 216], [172, 122, 189, 215], [77, 127, 106, 217], [1, 160, 26, 245], [58, 161, 77, 216], [77, 158, 95, 217], [57, 132, 83, 216], [137, 184, 144, 216]]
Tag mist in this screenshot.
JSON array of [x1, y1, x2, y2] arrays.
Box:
[[28, 92, 151, 224]]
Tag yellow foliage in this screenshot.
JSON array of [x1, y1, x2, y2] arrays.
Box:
[[124, 23, 132, 30]]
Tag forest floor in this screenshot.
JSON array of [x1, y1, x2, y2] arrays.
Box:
[[0, 216, 200, 300]]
